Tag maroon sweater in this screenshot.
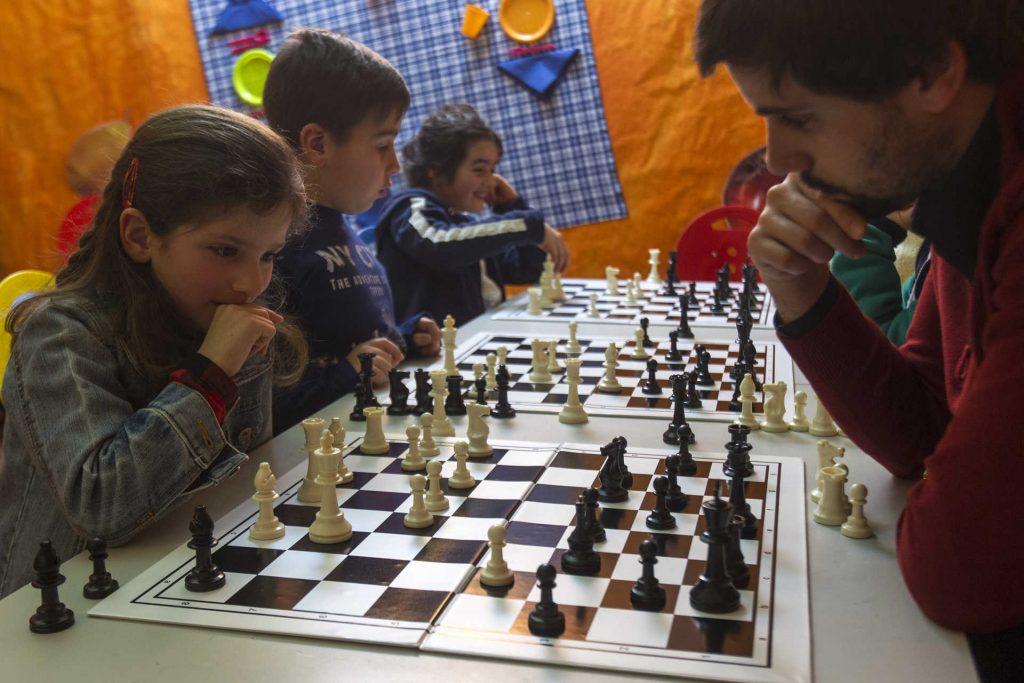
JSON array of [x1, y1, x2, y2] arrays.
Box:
[[778, 67, 1024, 634]]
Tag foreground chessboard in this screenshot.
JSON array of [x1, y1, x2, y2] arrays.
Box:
[[91, 435, 809, 682], [431, 332, 795, 423], [491, 278, 777, 328]]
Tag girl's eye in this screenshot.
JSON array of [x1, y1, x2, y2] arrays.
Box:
[[210, 246, 237, 258]]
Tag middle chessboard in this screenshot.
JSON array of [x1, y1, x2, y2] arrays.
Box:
[[437, 332, 795, 423]]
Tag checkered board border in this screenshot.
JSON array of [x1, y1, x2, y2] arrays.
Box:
[[91, 437, 809, 682], [492, 278, 778, 329], [425, 332, 796, 423], [186, 0, 626, 229]]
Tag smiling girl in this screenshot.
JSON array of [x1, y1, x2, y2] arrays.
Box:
[[0, 104, 308, 596]]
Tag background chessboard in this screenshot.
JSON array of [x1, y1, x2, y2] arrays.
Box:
[[91, 436, 809, 682], [491, 278, 777, 329]]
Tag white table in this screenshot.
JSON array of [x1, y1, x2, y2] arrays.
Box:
[[0, 294, 977, 682]]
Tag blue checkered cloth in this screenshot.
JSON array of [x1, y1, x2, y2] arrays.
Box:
[[188, 0, 627, 228]]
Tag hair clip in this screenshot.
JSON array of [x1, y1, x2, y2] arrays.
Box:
[[122, 156, 140, 209]]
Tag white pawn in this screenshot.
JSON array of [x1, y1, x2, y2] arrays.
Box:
[[736, 373, 761, 430], [527, 287, 543, 315], [789, 390, 810, 431], [559, 357, 588, 424], [298, 417, 325, 503], [588, 292, 600, 317], [361, 406, 390, 454], [448, 441, 476, 489], [546, 339, 562, 373], [309, 430, 353, 543], [809, 394, 840, 437], [429, 369, 455, 436], [497, 345, 508, 368], [479, 523, 515, 587], [597, 343, 622, 393], [466, 403, 493, 457], [249, 462, 285, 541], [529, 339, 553, 383], [402, 425, 427, 471], [485, 352, 498, 391], [425, 460, 449, 512], [632, 271, 643, 293], [419, 413, 440, 457], [624, 280, 638, 307], [566, 321, 582, 354], [552, 272, 565, 301], [841, 483, 874, 539], [403, 474, 434, 528], [472, 362, 485, 383], [334, 422, 353, 484], [630, 328, 648, 360], [813, 465, 848, 526], [761, 381, 789, 432], [605, 266, 620, 295]]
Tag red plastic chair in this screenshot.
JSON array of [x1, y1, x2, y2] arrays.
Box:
[[722, 146, 783, 215], [57, 194, 99, 260], [674, 205, 761, 282]]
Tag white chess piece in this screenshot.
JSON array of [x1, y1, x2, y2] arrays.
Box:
[[529, 339, 553, 383], [605, 266, 620, 295], [485, 352, 498, 391], [841, 483, 874, 539], [632, 272, 643, 295], [597, 342, 622, 392], [497, 345, 508, 368], [442, 314, 458, 377], [249, 462, 285, 541], [588, 292, 600, 317], [736, 373, 761, 430], [566, 321, 582, 354], [308, 430, 353, 543], [552, 272, 565, 301], [419, 413, 440, 457], [402, 425, 427, 471], [538, 271, 554, 308], [429, 369, 455, 436], [298, 417, 325, 503], [527, 287, 543, 315], [630, 328, 649, 359], [334, 423, 353, 484], [360, 406, 390, 454], [448, 441, 476, 489], [813, 465, 848, 526], [403, 474, 434, 528], [646, 248, 662, 284], [546, 339, 562, 373], [810, 440, 846, 503], [328, 416, 344, 443], [624, 280, 638, 307], [809, 394, 840, 437], [466, 403, 493, 457], [761, 381, 789, 432], [789, 390, 810, 431], [425, 460, 449, 512], [559, 357, 588, 424], [479, 523, 515, 587]]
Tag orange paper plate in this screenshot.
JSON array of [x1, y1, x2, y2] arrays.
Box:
[[498, 0, 555, 43]]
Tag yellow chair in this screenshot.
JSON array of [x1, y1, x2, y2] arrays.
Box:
[[0, 270, 55, 385]]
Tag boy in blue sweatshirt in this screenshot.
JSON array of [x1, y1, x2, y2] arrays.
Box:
[[376, 103, 569, 326], [263, 29, 440, 433]]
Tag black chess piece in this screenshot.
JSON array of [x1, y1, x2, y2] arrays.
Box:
[[185, 505, 225, 592], [386, 369, 412, 416], [643, 358, 662, 395], [689, 483, 741, 613], [528, 564, 566, 637], [613, 436, 633, 488], [742, 340, 762, 391], [359, 352, 380, 407], [645, 476, 677, 530], [29, 541, 74, 634], [665, 455, 688, 512], [413, 368, 433, 415], [677, 294, 695, 339], [695, 346, 714, 386], [723, 424, 755, 479], [685, 371, 703, 410], [665, 329, 682, 362], [640, 317, 654, 347], [349, 383, 367, 422], [491, 365, 516, 418], [663, 251, 678, 296], [728, 365, 745, 412], [726, 515, 751, 589], [687, 281, 699, 305], [630, 539, 667, 611], [663, 373, 688, 444], [711, 288, 725, 314], [729, 469, 758, 539], [597, 442, 628, 502], [444, 375, 467, 416], [82, 537, 118, 599], [562, 497, 601, 575], [474, 376, 488, 405], [676, 432, 698, 475], [581, 487, 606, 543]]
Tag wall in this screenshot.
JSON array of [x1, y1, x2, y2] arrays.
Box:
[[0, 0, 763, 279]]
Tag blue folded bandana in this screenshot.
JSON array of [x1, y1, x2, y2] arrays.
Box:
[[211, 0, 284, 36], [497, 47, 579, 98]]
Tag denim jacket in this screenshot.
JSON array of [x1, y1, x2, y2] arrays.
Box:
[[0, 296, 271, 596]]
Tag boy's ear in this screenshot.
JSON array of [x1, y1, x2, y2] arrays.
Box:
[[119, 208, 155, 263], [904, 39, 967, 115], [298, 123, 329, 166]]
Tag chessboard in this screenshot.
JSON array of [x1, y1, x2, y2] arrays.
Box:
[[491, 278, 777, 329], [91, 435, 810, 682], [421, 332, 796, 423]]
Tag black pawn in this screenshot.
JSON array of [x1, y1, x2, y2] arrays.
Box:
[[677, 434, 698, 475], [29, 542, 74, 634], [413, 368, 433, 415], [474, 376, 488, 405], [640, 317, 654, 347], [665, 330, 682, 363], [645, 476, 677, 530], [630, 539, 667, 611], [665, 455, 688, 512], [689, 484, 741, 613], [528, 564, 565, 638], [726, 515, 751, 589], [583, 488, 606, 543], [664, 251, 678, 296], [677, 295, 694, 339], [491, 365, 516, 418], [643, 358, 662, 395], [562, 497, 601, 575], [711, 288, 725, 314], [695, 346, 714, 386], [688, 281, 699, 305], [185, 505, 225, 592], [83, 537, 118, 599], [684, 372, 703, 410], [613, 436, 633, 488], [445, 375, 467, 416], [386, 369, 412, 416], [729, 470, 758, 539]]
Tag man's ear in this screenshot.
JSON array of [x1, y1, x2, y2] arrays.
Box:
[[120, 208, 155, 263], [908, 39, 967, 114], [298, 123, 330, 166]]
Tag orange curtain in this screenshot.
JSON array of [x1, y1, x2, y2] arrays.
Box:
[[0, 0, 763, 279]]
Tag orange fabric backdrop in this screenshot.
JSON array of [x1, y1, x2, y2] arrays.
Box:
[[0, 0, 763, 279]]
